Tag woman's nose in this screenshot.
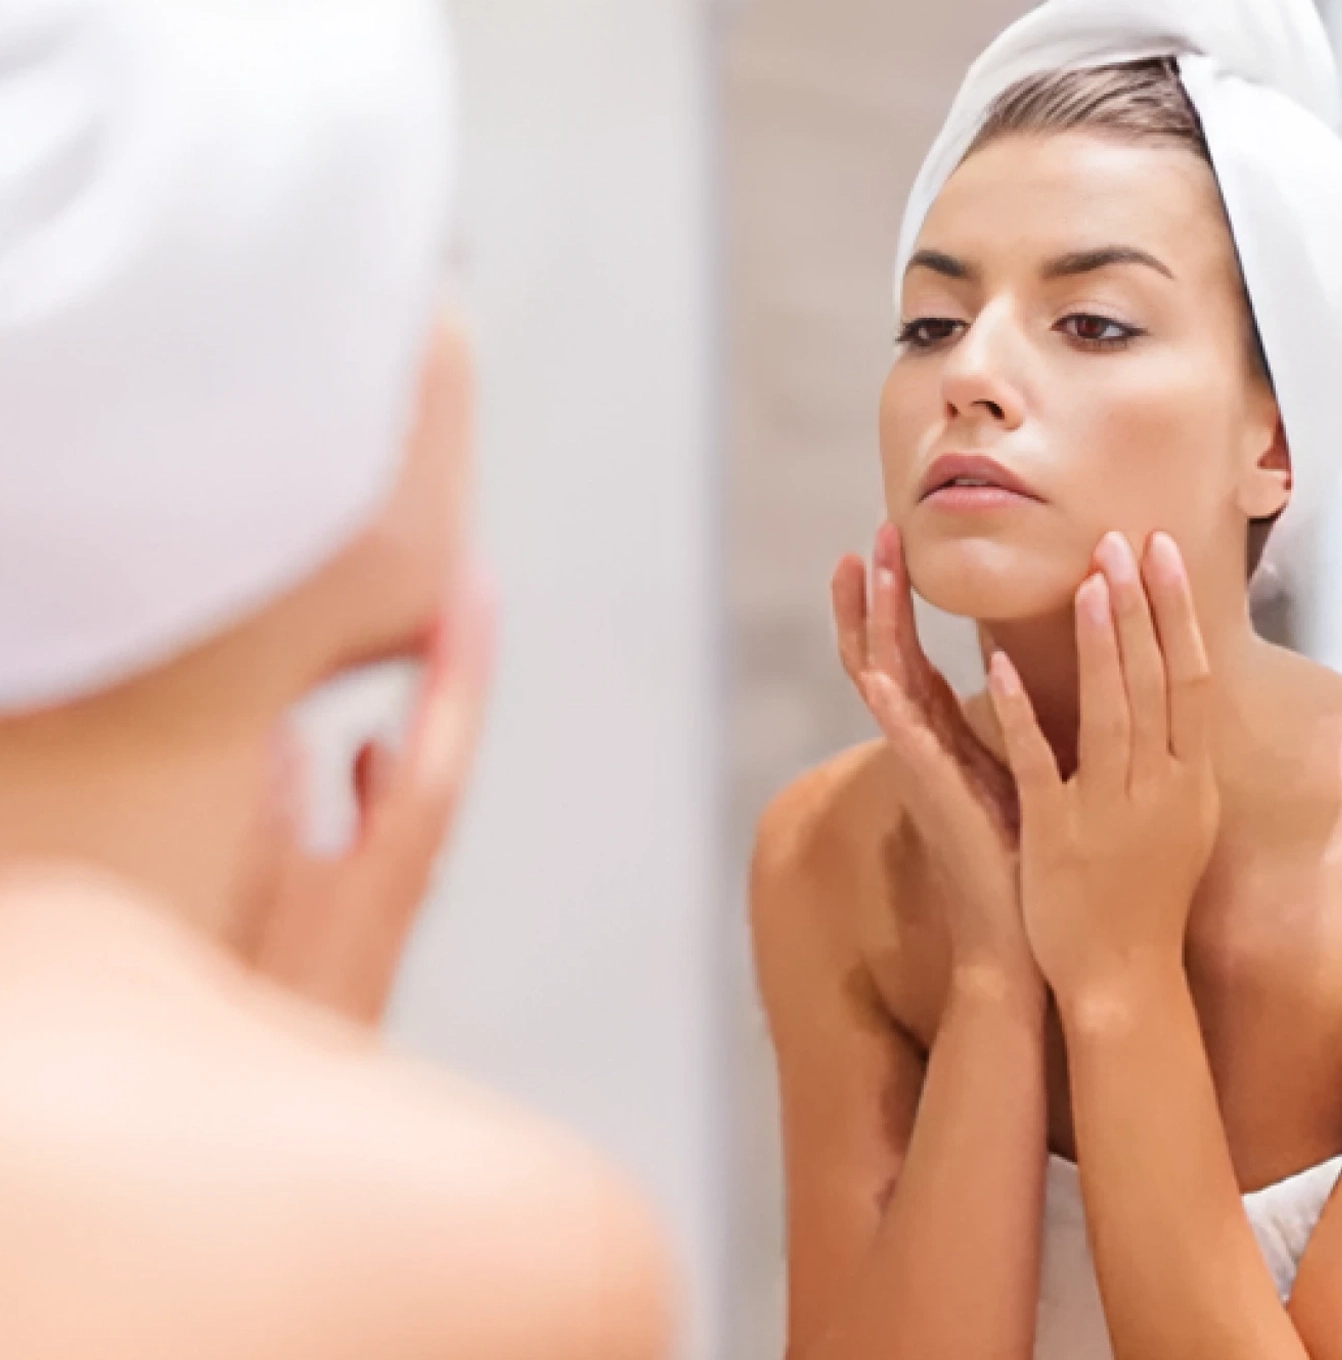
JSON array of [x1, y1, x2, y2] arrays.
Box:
[[940, 313, 1027, 429]]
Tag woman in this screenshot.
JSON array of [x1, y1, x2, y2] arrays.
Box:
[[0, 3, 671, 1357], [753, 2, 1342, 1357]]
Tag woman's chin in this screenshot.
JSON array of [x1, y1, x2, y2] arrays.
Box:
[[906, 537, 1082, 622]]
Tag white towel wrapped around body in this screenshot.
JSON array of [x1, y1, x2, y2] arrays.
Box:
[[0, 0, 456, 712], [895, 0, 1342, 661]]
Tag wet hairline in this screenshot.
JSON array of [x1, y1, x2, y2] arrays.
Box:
[[918, 126, 1271, 382]]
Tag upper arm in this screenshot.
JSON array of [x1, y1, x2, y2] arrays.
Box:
[[750, 768, 926, 1352], [1286, 1176, 1342, 1359]]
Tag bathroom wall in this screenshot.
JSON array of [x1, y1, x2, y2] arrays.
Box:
[[723, 3, 1032, 1354], [304, 4, 727, 1357]]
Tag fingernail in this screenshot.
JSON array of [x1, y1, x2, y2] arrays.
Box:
[[1149, 532, 1185, 581], [1096, 532, 1136, 580], [1077, 573, 1109, 619]]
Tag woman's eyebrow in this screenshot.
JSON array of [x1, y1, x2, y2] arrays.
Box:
[[1040, 246, 1175, 281], [904, 245, 1175, 284], [905, 249, 978, 283]]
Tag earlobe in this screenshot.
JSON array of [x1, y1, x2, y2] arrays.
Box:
[[1237, 416, 1291, 521]]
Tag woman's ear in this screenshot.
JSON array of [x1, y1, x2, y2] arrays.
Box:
[[1236, 411, 1292, 521]]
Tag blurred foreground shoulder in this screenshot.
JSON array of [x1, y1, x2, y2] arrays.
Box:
[[0, 869, 676, 1360], [358, 1063, 679, 1360]]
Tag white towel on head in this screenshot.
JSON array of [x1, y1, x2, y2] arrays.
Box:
[[0, 0, 456, 713], [895, 0, 1342, 660]]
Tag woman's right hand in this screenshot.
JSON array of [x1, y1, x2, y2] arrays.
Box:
[[832, 523, 1040, 994]]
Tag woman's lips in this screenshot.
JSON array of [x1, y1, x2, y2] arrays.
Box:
[[918, 452, 1043, 511], [924, 484, 1040, 512]]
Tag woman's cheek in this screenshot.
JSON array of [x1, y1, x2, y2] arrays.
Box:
[[879, 406, 933, 516], [1090, 389, 1226, 538]]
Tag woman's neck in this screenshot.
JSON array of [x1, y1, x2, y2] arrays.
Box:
[[0, 661, 295, 950], [980, 609, 1084, 773], [979, 590, 1268, 780]]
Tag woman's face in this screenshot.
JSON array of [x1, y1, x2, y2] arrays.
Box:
[[310, 313, 477, 674], [882, 131, 1286, 622]]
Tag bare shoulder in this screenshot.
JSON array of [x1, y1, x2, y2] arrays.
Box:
[[0, 867, 674, 1360], [1268, 643, 1342, 714], [752, 739, 900, 892], [750, 739, 910, 983], [1236, 644, 1342, 803]]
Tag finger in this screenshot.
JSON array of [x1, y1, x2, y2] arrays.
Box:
[[878, 522, 931, 686], [869, 525, 903, 682], [1143, 533, 1212, 766], [865, 671, 980, 825], [872, 523, 937, 706], [1095, 532, 1167, 786], [1074, 574, 1130, 793], [986, 651, 1062, 817], [384, 564, 499, 865], [863, 669, 929, 763], [831, 554, 870, 684]]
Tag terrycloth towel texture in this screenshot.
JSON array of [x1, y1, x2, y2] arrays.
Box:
[[0, 0, 456, 711]]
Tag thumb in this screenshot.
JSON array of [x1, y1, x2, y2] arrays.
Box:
[[864, 672, 963, 806]]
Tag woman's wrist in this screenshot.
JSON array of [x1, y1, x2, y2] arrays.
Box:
[[1053, 950, 1190, 1043], [949, 960, 1048, 1024]]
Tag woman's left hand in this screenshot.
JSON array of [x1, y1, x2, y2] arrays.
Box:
[[232, 573, 496, 1027], [986, 531, 1221, 1010]]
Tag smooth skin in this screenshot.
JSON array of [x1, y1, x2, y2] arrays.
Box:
[[754, 130, 1342, 1360], [0, 320, 675, 1360]]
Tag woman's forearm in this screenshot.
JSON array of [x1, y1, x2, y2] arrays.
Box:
[[806, 971, 1048, 1360], [1062, 965, 1310, 1360]]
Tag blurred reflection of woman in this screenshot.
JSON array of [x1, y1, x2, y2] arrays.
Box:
[[0, 4, 672, 1358], [753, 1, 1342, 1357]]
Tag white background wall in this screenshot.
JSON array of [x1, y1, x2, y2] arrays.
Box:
[[387, 4, 726, 1358]]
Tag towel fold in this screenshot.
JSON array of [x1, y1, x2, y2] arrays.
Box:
[[0, 0, 456, 711]]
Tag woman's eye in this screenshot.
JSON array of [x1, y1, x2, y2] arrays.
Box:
[[897, 317, 964, 349], [1059, 314, 1139, 347]]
